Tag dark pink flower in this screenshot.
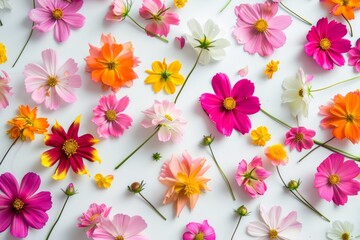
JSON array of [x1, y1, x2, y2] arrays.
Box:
[[0, 172, 52, 238], [348, 38, 360, 72], [284, 126, 315, 152], [183, 220, 215, 240], [200, 72, 260, 136]]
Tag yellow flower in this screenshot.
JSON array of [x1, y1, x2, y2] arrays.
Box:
[[174, 0, 188, 8], [264, 60, 280, 79], [250, 126, 271, 146], [265, 144, 288, 166], [94, 173, 114, 189], [145, 58, 184, 94], [0, 43, 7, 64]]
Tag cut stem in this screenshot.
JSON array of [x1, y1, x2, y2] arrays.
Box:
[[230, 216, 242, 240], [295, 189, 330, 222], [297, 137, 334, 163], [219, 0, 232, 13], [279, 2, 312, 26], [45, 195, 69, 240], [0, 19, 2, 27], [311, 75, 360, 92], [127, 15, 168, 43], [0, 137, 19, 166], [139, 192, 167, 221], [342, 14, 353, 37]]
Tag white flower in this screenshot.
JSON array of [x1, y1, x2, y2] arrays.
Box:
[[327, 221, 354, 240], [0, 0, 11, 10], [281, 68, 313, 118], [186, 19, 230, 65]]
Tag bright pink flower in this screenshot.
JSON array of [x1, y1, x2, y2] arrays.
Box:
[[233, 1, 292, 57], [348, 38, 360, 72], [304, 17, 351, 70], [92, 94, 132, 138], [183, 220, 216, 240], [0, 70, 12, 109], [236, 156, 271, 198], [23, 49, 81, 110], [29, 0, 85, 42], [284, 126, 315, 152], [0, 172, 52, 238], [92, 213, 148, 240], [200, 72, 260, 136], [139, 0, 179, 37], [77, 203, 112, 238], [314, 153, 360, 206]]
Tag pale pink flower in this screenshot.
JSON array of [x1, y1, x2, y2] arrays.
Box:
[[236, 156, 271, 198], [105, 0, 131, 22], [0, 70, 12, 109], [284, 127, 316, 152], [141, 100, 186, 142], [238, 65, 248, 77], [23, 49, 81, 110]]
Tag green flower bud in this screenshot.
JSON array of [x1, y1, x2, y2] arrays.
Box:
[[236, 205, 248, 216], [287, 179, 300, 190], [202, 135, 214, 146]]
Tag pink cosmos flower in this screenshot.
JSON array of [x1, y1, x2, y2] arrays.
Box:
[[348, 38, 360, 72], [92, 213, 148, 240], [233, 1, 292, 57], [0, 172, 52, 238], [304, 17, 351, 70], [77, 203, 112, 238], [183, 220, 216, 240], [141, 100, 186, 142], [0, 70, 12, 109], [236, 156, 271, 198], [23, 49, 81, 110], [139, 0, 179, 37], [29, 0, 85, 42], [92, 94, 132, 138], [284, 126, 316, 152], [314, 153, 360, 206], [199, 72, 260, 136], [105, 0, 130, 22]]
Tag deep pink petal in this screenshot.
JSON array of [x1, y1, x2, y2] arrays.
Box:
[[22, 208, 49, 229], [18, 172, 40, 200], [0, 208, 13, 232], [211, 73, 231, 99], [10, 214, 28, 238], [25, 191, 52, 211], [232, 109, 252, 134], [0, 173, 19, 199]]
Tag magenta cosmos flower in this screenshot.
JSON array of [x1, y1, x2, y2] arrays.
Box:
[[24, 49, 81, 110], [183, 220, 216, 240], [0, 172, 52, 238], [200, 73, 260, 136], [233, 1, 292, 57], [139, 0, 179, 37], [304, 17, 351, 70], [0, 70, 12, 109], [314, 153, 360, 206], [349, 38, 360, 72], [92, 94, 132, 138], [29, 0, 85, 42], [284, 126, 315, 152]]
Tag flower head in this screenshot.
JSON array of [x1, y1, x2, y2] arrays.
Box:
[[105, 0, 131, 21], [284, 126, 315, 152], [250, 126, 271, 146], [186, 19, 230, 65], [0, 42, 7, 64], [174, 0, 187, 8], [183, 220, 216, 240], [94, 174, 114, 189], [41, 116, 101, 180], [29, 0, 85, 42], [0, 70, 12, 109], [321, 0, 360, 20], [141, 99, 186, 142], [264, 60, 280, 79], [327, 220, 354, 240], [233, 2, 292, 56], [200, 73, 260, 136], [24, 49, 81, 110], [304, 17, 351, 70], [348, 38, 360, 72], [92, 94, 132, 138], [63, 183, 77, 196], [0, 172, 52, 238], [159, 151, 211, 217], [314, 153, 360, 206], [265, 144, 288, 166]]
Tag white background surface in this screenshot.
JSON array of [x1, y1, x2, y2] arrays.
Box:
[[1, 0, 360, 239]]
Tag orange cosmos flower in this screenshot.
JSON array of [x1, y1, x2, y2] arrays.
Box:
[[320, 91, 360, 144], [321, 0, 360, 20], [85, 33, 139, 92]]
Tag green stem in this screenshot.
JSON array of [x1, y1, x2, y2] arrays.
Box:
[[260, 108, 292, 128], [174, 48, 203, 104], [115, 127, 160, 170], [279, 2, 312, 26], [0, 137, 19, 166], [127, 15, 168, 43], [139, 192, 167, 221], [311, 75, 360, 92], [298, 137, 334, 163], [45, 195, 69, 240], [0, 19, 2, 27], [208, 144, 236, 201], [230, 216, 242, 240], [295, 189, 330, 222], [219, 0, 232, 13], [342, 14, 353, 37]]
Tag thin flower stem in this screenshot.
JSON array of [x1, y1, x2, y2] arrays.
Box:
[[260, 108, 292, 128], [139, 192, 167, 221], [127, 15, 168, 43], [219, 0, 232, 13], [0, 137, 19, 166], [115, 127, 160, 170], [295, 189, 330, 222], [45, 195, 69, 240], [311, 75, 360, 92], [0, 19, 2, 26], [298, 137, 334, 163], [230, 216, 242, 240], [208, 144, 236, 201], [279, 2, 312, 26], [174, 48, 204, 104], [342, 14, 353, 37]]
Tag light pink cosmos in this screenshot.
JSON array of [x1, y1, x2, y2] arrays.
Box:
[[141, 100, 186, 142], [314, 153, 360, 206], [105, 0, 130, 22], [183, 220, 216, 240], [0, 70, 12, 109], [92, 94, 132, 138], [23, 49, 81, 110], [233, 1, 292, 57], [29, 0, 85, 42], [348, 38, 360, 72], [92, 213, 148, 240], [0, 172, 52, 238], [284, 126, 316, 152], [236, 156, 271, 198], [139, 0, 179, 37]]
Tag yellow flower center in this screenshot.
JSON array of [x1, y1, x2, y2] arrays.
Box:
[[165, 114, 173, 121], [115, 236, 124, 240], [183, 181, 200, 196], [175, 0, 187, 8], [319, 38, 331, 50], [47, 76, 58, 87], [105, 110, 117, 121], [12, 198, 24, 211], [295, 133, 304, 142], [328, 174, 340, 185], [52, 9, 63, 20], [346, 114, 354, 123], [62, 139, 79, 157], [254, 19, 268, 33], [342, 0, 349, 5], [194, 233, 204, 240], [107, 61, 117, 70], [298, 89, 304, 97], [269, 229, 278, 238], [223, 97, 236, 110], [342, 233, 350, 240], [89, 213, 100, 222]]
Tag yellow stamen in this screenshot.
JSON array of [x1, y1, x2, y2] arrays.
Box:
[[223, 97, 236, 110], [328, 174, 340, 185], [165, 114, 173, 121], [194, 233, 204, 240], [298, 89, 304, 97], [105, 110, 117, 121], [107, 61, 117, 70], [319, 38, 331, 50], [295, 133, 304, 142], [342, 233, 350, 240], [52, 9, 63, 20], [346, 114, 354, 123], [254, 19, 268, 33], [62, 139, 78, 157], [269, 229, 278, 238], [47, 76, 58, 87], [12, 198, 24, 211], [115, 236, 124, 240]]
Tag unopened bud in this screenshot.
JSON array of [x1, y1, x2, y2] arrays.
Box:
[[63, 183, 77, 196], [128, 181, 144, 193], [287, 180, 300, 190], [202, 135, 214, 146], [236, 205, 248, 216]]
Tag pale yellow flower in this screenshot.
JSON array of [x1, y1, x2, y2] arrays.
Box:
[[94, 173, 114, 189]]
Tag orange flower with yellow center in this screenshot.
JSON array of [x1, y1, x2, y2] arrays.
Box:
[[321, 0, 360, 20]]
